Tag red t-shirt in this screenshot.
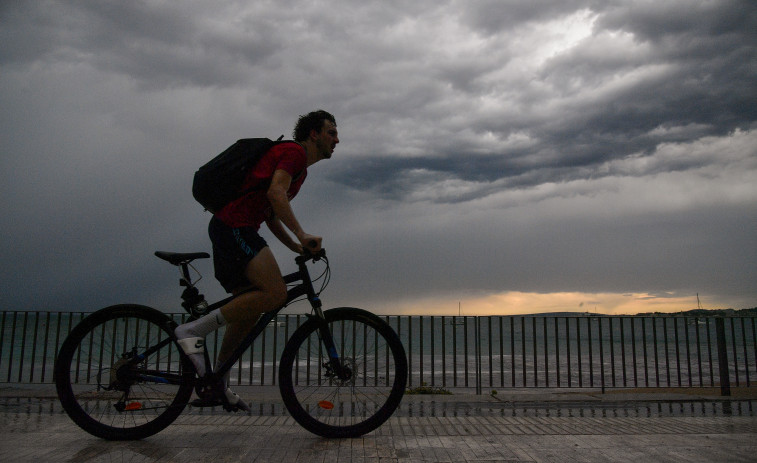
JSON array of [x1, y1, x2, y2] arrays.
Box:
[[215, 142, 307, 229]]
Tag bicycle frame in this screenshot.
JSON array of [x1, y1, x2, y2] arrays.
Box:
[[184, 252, 345, 387]]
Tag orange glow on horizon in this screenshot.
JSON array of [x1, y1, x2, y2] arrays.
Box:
[[370, 291, 739, 316]]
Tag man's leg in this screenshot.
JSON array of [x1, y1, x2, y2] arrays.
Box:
[[176, 246, 287, 410], [206, 247, 286, 411], [215, 246, 288, 373]]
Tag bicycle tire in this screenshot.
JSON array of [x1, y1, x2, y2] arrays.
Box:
[[54, 304, 195, 440], [278, 307, 407, 438]]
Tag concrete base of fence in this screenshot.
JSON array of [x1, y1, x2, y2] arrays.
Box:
[[3, 383, 756, 403]]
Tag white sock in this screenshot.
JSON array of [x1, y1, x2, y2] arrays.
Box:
[[176, 308, 227, 338], [175, 309, 227, 376]]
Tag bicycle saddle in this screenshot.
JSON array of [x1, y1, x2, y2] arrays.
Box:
[[154, 251, 210, 266]]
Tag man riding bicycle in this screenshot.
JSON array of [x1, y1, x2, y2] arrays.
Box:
[[175, 110, 339, 411]]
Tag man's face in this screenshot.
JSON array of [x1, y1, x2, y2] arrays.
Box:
[[314, 120, 339, 159]]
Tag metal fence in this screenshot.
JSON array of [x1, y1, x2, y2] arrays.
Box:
[[1, 311, 755, 394]]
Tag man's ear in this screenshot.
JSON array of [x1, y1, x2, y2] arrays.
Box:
[[309, 128, 320, 141]]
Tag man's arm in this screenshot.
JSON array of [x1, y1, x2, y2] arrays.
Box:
[[265, 215, 302, 254], [266, 169, 322, 251]]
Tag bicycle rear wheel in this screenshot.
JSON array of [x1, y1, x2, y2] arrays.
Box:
[[278, 307, 407, 438], [55, 305, 195, 440]]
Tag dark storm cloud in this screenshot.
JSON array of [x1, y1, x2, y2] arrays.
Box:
[[0, 1, 281, 88], [460, 0, 592, 32], [325, 0, 757, 204]]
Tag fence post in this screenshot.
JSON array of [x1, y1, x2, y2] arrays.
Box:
[[475, 317, 482, 395], [715, 317, 731, 396]]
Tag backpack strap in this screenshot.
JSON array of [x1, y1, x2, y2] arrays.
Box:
[[237, 141, 304, 198]]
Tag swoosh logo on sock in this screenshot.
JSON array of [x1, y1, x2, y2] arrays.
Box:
[[194, 340, 204, 349]]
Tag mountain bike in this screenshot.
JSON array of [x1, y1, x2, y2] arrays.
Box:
[[54, 249, 407, 440]]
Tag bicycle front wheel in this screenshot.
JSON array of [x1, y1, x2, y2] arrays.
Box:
[[54, 305, 195, 440], [278, 307, 407, 438]]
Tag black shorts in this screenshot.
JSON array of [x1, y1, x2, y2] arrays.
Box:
[[208, 216, 268, 293]]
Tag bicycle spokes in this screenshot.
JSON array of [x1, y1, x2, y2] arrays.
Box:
[[55, 306, 195, 440], [278, 308, 407, 438]]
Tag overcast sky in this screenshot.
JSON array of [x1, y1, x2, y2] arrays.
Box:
[[2, 0, 756, 316]]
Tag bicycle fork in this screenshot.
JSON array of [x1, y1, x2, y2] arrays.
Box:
[[311, 307, 353, 383]]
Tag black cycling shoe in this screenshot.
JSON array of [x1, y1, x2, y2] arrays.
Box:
[[190, 387, 251, 413]]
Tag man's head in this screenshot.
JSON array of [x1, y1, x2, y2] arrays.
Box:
[[293, 110, 337, 142], [294, 110, 339, 160]]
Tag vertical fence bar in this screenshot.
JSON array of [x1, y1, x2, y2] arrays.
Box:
[[463, 317, 469, 387], [565, 317, 572, 388], [741, 318, 749, 386], [521, 317, 526, 387], [620, 317, 627, 387], [0, 312, 6, 379], [744, 317, 757, 388], [663, 318, 671, 387], [248, 316, 256, 385], [362, 317, 368, 387], [7, 312, 18, 382], [430, 316, 435, 387], [642, 317, 649, 387], [715, 317, 730, 396], [488, 317, 493, 388], [574, 317, 581, 387], [631, 317, 638, 387], [441, 316, 446, 388], [674, 317, 682, 386], [28, 312, 40, 383], [554, 316, 560, 387], [40, 312, 52, 383], [707, 318, 714, 387], [684, 318, 692, 387], [532, 317, 538, 387], [695, 318, 703, 386], [452, 317, 457, 387], [599, 317, 605, 393], [259, 321, 267, 385], [730, 318, 739, 386], [407, 315, 413, 387], [588, 317, 594, 387], [475, 317, 482, 395], [497, 316, 502, 387], [464, 317, 470, 388], [652, 318, 660, 387], [543, 317, 549, 387], [609, 317, 616, 387], [271, 319, 279, 386], [752, 318, 757, 386], [510, 317, 515, 387]]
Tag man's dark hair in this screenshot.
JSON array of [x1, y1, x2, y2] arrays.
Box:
[[293, 110, 336, 142]]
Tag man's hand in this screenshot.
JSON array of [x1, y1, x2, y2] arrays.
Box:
[[298, 233, 322, 253]]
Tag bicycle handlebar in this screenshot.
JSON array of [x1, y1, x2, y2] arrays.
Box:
[[297, 247, 326, 264]]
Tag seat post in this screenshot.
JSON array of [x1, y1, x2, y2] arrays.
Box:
[[180, 263, 193, 286]]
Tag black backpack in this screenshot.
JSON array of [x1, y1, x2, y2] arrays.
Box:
[[192, 137, 290, 213]]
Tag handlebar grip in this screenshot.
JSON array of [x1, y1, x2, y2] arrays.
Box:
[[301, 247, 326, 260]]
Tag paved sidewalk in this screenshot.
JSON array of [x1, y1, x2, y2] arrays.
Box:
[[1, 386, 756, 462]]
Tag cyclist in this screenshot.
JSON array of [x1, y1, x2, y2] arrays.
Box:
[[175, 110, 339, 411]]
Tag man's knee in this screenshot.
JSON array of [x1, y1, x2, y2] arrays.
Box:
[[266, 279, 288, 309]]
